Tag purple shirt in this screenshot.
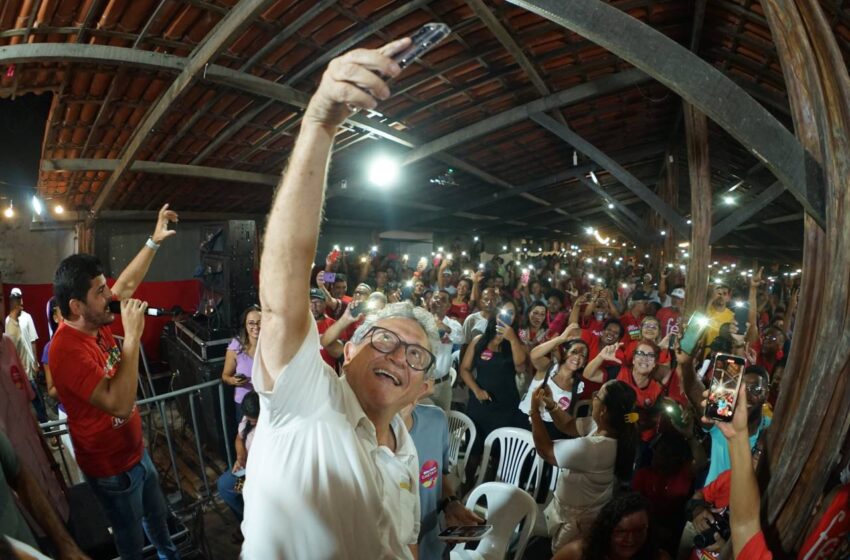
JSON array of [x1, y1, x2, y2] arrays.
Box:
[[227, 338, 255, 403]]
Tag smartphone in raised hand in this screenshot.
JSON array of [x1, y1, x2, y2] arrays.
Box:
[[679, 312, 709, 355], [394, 23, 451, 69], [704, 353, 746, 422]]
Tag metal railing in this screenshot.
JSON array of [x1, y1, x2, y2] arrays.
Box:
[[39, 377, 234, 559]]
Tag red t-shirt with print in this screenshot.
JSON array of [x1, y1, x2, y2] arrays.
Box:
[[617, 366, 663, 442], [739, 532, 773, 560], [620, 312, 644, 342], [656, 307, 681, 338], [49, 323, 143, 477]]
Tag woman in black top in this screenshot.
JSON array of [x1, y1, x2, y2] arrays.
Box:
[[460, 298, 529, 486]]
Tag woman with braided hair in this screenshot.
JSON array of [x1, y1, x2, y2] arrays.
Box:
[[553, 492, 671, 560], [530, 379, 639, 552]]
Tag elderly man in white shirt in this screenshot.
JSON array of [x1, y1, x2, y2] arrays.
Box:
[[241, 37, 443, 560]]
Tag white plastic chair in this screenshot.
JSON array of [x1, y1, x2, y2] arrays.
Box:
[[447, 411, 476, 484], [449, 366, 458, 387], [450, 482, 537, 560], [530, 465, 563, 539], [475, 427, 543, 494]]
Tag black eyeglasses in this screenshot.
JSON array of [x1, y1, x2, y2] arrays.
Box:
[[366, 327, 435, 372], [634, 350, 657, 359]]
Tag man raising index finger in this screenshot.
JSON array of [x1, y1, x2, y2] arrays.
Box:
[[242, 37, 446, 560]]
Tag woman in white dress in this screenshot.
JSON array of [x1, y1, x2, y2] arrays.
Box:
[[529, 378, 639, 553]]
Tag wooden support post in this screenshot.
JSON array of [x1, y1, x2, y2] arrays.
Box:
[[75, 221, 94, 254], [683, 104, 712, 317], [759, 0, 850, 552]]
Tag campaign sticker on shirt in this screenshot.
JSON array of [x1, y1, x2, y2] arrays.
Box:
[[420, 460, 439, 489], [480, 349, 494, 361], [558, 396, 570, 410], [628, 324, 642, 340]]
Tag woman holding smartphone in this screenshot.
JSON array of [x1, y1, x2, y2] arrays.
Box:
[[221, 304, 261, 426], [460, 298, 528, 486], [529, 379, 639, 552]]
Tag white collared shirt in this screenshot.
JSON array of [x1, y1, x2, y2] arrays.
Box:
[[241, 320, 420, 560]]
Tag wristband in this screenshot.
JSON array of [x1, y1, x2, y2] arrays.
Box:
[[145, 236, 160, 251]]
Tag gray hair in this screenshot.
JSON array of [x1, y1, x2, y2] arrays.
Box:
[[350, 302, 441, 379]]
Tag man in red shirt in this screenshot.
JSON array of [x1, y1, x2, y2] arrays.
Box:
[[50, 205, 180, 560], [311, 288, 339, 371], [657, 287, 684, 339]]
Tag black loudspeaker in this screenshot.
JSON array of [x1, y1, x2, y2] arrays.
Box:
[[162, 336, 234, 464], [198, 220, 258, 332]]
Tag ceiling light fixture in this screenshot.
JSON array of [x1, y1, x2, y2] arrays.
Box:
[[367, 154, 400, 188]]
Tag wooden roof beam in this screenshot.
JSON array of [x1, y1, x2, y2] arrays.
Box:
[[709, 181, 786, 243], [576, 176, 654, 241], [41, 158, 280, 186], [531, 112, 688, 236], [87, 0, 278, 217], [465, 0, 567, 127], [507, 0, 825, 228], [401, 68, 651, 165]]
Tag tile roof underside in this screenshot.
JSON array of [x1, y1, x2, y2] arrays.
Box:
[[0, 0, 847, 251]]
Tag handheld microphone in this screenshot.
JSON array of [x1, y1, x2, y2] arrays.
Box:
[[108, 301, 183, 317]]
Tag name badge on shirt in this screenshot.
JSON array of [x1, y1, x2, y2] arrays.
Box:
[[420, 460, 439, 489]]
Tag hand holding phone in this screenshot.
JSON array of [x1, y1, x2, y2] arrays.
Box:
[[394, 24, 451, 69], [704, 353, 746, 422], [438, 525, 492, 542], [680, 312, 710, 356]]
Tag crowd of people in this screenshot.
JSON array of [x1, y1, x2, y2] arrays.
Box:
[[0, 36, 828, 560]]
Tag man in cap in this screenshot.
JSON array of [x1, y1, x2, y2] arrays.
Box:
[[657, 287, 685, 339]]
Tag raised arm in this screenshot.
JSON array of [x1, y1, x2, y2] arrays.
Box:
[[675, 348, 705, 412], [529, 323, 575, 371], [470, 271, 483, 306], [568, 294, 586, 326], [259, 40, 409, 379], [713, 385, 763, 559], [316, 271, 339, 312], [111, 204, 178, 300], [320, 306, 362, 352], [583, 343, 621, 383]]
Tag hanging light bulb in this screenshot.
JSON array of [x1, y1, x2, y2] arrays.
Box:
[[54, 204, 65, 215], [3, 202, 14, 219]]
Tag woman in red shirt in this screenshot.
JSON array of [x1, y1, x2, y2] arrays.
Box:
[[448, 277, 474, 322], [608, 340, 664, 444]]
